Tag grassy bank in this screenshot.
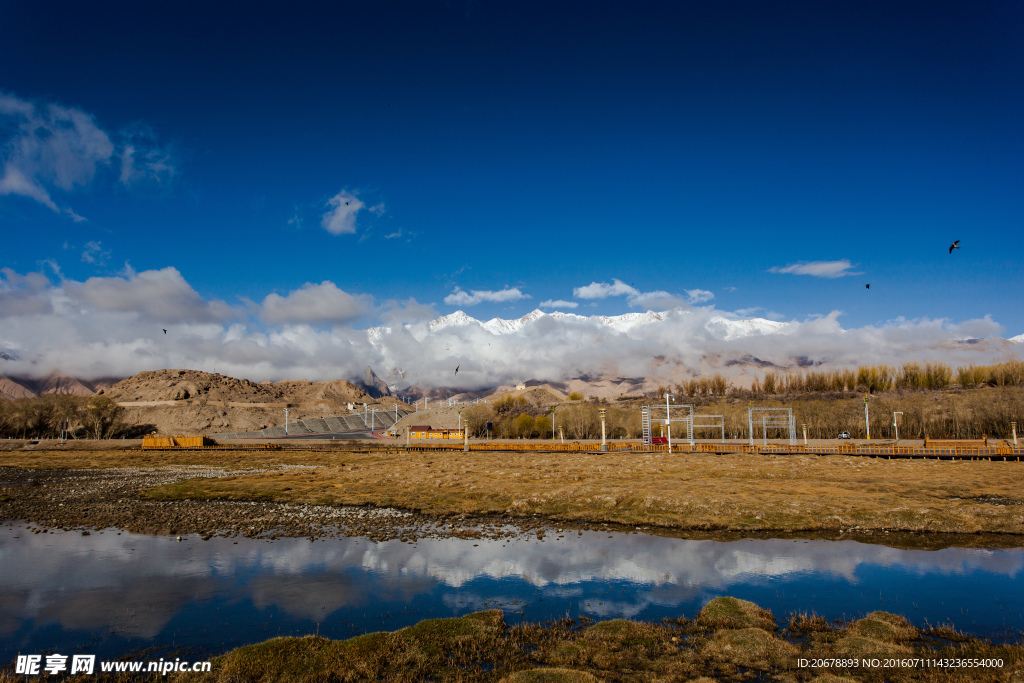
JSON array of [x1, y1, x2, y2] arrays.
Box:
[[192, 598, 1024, 682], [5, 596, 1016, 682], [128, 448, 1024, 536]]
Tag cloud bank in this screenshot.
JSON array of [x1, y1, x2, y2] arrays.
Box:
[[1, 266, 1018, 389]]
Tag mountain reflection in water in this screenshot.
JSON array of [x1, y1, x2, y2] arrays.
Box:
[[1, 523, 1022, 660]]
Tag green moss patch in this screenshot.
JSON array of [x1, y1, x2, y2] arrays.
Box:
[[848, 611, 919, 642], [696, 596, 776, 631]]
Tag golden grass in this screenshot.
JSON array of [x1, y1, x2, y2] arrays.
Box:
[[4, 446, 1024, 535], [128, 448, 1024, 535]]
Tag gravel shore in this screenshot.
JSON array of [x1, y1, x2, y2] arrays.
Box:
[[0, 465, 560, 543]]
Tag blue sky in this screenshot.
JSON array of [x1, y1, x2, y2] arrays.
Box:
[[1, 1, 1022, 385]]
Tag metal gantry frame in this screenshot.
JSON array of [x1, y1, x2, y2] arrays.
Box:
[[748, 407, 796, 446], [641, 403, 694, 445], [642, 403, 729, 446], [692, 414, 726, 443]]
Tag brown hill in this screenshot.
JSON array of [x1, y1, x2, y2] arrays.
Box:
[[0, 377, 36, 400], [104, 369, 287, 403], [102, 369, 379, 435], [103, 369, 370, 405]]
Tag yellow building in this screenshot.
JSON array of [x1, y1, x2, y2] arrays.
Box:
[[408, 425, 465, 439]]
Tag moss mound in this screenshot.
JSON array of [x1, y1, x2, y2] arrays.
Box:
[[210, 611, 507, 682], [498, 668, 600, 683], [701, 627, 798, 670], [696, 596, 776, 631], [848, 611, 919, 642]]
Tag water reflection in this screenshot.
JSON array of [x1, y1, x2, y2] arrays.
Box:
[[1, 523, 1021, 661]]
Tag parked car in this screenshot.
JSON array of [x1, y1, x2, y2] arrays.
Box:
[[838, 431, 851, 439]]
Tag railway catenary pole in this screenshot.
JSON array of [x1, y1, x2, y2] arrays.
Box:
[[894, 412, 903, 443], [284, 407, 289, 436]]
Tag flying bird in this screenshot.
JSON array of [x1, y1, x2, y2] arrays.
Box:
[[949, 240, 960, 254], [162, 329, 167, 334], [455, 364, 460, 376], [865, 284, 870, 289]]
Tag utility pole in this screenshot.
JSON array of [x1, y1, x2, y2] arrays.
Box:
[[864, 396, 870, 440], [893, 411, 903, 443], [802, 423, 807, 446], [599, 408, 608, 452], [665, 393, 673, 454], [284, 407, 289, 436], [1012, 421, 1018, 447]]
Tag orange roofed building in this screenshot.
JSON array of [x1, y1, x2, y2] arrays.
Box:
[[408, 425, 465, 439]]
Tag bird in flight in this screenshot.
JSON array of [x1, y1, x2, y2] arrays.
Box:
[[865, 284, 870, 289], [949, 240, 960, 254], [162, 329, 167, 334], [455, 364, 460, 376]]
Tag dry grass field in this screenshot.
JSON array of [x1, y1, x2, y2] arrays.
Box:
[[5, 446, 1019, 536], [141, 450, 1024, 535]]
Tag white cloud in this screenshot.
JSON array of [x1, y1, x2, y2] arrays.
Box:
[[0, 92, 174, 219], [118, 125, 176, 187], [81, 241, 110, 265], [379, 298, 438, 325], [572, 279, 712, 310], [573, 279, 639, 299], [64, 267, 233, 323], [769, 260, 859, 278], [540, 299, 579, 309], [628, 290, 689, 309], [444, 286, 529, 306], [686, 289, 714, 304], [260, 281, 369, 325], [321, 190, 365, 235]]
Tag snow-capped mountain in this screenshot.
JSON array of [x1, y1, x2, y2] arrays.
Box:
[[422, 308, 788, 339], [704, 315, 791, 341], [1010, 333, 1024, 344]]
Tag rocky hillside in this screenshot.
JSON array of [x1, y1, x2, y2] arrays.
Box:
[[103, 369, 372, 405], [101, 369, 387, 435]]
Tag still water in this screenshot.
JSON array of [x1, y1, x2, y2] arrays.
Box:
[[2, 523, 1022, 661]]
